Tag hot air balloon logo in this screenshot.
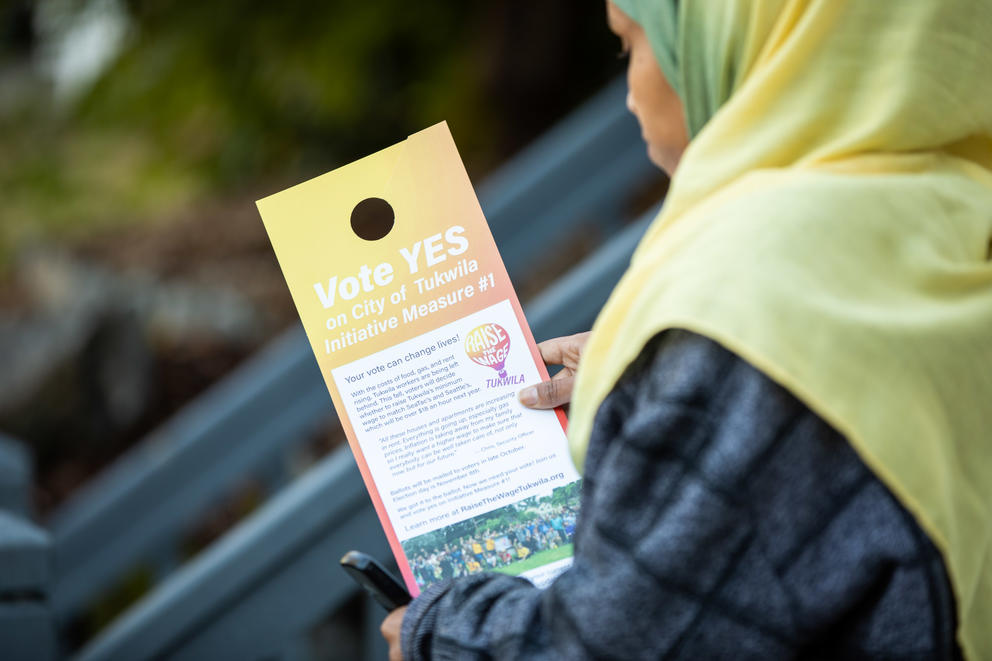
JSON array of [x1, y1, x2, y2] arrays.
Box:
[[464, 323, 511, 378]]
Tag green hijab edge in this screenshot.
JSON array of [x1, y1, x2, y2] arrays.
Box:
[[611, 0, 774, 138], [611, 0, 692, 132]]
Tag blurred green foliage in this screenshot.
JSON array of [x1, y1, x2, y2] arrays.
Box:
[[0, 0, 618, 266], [75, 1, 488, 182]]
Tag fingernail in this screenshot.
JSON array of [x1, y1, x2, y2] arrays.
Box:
[[518, 387, 538, 407]]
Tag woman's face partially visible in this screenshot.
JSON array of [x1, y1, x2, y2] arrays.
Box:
[[606, 2, 689, 176]]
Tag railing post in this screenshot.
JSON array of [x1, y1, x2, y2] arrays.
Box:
[[0, 433, 31, 516], [0, 433, 58, 661]]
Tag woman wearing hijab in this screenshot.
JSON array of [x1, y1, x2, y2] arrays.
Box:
[[382, 0, 992, 658]]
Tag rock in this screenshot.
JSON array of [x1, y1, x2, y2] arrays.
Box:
[[0, 247, 266, 508]]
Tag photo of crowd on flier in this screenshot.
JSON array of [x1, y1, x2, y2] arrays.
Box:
[[401, 480, 581, 590]]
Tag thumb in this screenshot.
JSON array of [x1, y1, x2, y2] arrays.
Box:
[[518, 375, 574, 409]]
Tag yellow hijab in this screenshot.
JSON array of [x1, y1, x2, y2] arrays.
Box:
[[571, 1, 992, 657]]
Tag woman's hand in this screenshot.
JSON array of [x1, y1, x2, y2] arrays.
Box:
[[518, 331, 591, 409], [380, 606, 407, 661]]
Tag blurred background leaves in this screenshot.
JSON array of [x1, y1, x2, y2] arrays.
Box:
[[2, 0, 620, 263]]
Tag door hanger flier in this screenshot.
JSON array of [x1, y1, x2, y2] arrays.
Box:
[[257, 122, 581, 595]]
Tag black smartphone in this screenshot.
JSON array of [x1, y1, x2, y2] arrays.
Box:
[[340, 550, 412, 612]]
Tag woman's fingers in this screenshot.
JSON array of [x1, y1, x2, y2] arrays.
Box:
[[380, 606, 407, 661], [519, 331, 590, 409], [519, 371, 575, 409], [536, 332, 591, 370]]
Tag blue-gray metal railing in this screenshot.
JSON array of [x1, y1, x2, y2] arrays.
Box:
[[74, 208, 655, 661], [74, 447, 383, 661], [479, 77, 654, 281], [48, 326, 329, 620], [48, 75, 660, 624]]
